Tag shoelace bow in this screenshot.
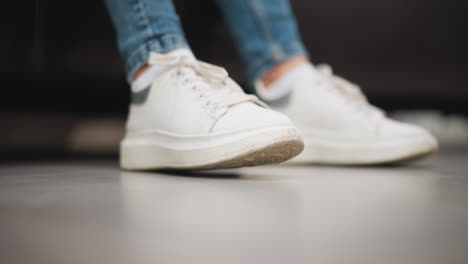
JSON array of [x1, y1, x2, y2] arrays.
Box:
[[148, 52, 267, 109], [316, 64, 384, 117]]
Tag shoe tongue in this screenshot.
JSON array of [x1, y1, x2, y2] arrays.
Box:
[[179, 65, 198, 76], [132, 50, 195, 92]]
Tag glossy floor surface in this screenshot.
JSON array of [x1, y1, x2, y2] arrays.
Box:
[[1, 148, 468, 264]]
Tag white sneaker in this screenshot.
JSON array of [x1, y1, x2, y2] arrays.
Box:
[[255, 64, 438, 165], [120, 53, 303, 170]]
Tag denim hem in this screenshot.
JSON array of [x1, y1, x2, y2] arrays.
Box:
[[126, 34, 189, 82], [247, 42, 309, 86]]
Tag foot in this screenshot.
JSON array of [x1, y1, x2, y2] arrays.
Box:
[[120, 52, 304, 170], [255, 63, 438, 165]]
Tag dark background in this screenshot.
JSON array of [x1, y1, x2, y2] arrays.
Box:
[[1, 0, 467, 156]]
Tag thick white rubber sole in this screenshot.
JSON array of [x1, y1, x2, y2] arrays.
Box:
[[287, 135, 438, 165], [120, 126, 304, 170]]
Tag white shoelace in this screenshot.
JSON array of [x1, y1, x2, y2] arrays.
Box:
[[148, 53, 266, 111], [316, 64, 385, 118]]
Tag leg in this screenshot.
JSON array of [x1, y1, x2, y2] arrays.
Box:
[[215, 0, 438, 164], [105, 0, 189, 81], [104, 0, 304, 170], [213, 0, 308, 85]]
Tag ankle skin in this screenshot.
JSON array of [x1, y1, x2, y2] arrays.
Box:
[[260, 56, 308, 87]]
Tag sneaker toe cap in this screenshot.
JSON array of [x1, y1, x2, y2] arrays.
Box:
[[379, 119, 439, 149], [212, 103, 294, 133]]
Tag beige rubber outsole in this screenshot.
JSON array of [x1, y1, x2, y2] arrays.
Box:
[[191, 139, 304, 170]]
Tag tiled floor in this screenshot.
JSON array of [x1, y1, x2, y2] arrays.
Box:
[[1, 148, 467, 264]]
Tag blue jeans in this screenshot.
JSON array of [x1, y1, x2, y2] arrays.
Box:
[[105, 0, 308, 84]]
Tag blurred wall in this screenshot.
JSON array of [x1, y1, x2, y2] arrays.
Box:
[[1, 0, 467, 114]]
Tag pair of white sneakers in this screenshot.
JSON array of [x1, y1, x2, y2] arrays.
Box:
[[120, 52, 437, 170]]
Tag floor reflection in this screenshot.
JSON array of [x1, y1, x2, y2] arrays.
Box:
[[118, 161, 466, 264], [120, 169, 303, 264], [1, 149, 467, 264]]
